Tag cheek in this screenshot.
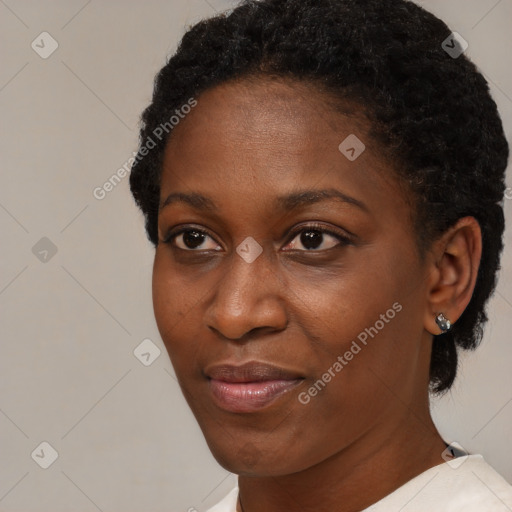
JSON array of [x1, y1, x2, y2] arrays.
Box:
[[299, 292, 424, 437], [285, 308, 419, 467], [151, 251, 197, 354], [152, 263, 178, 334], [285, 260, 401, 347], [292, 245, 423, 400]]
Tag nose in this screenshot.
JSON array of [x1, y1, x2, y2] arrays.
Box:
[[205, 245, 288, 341]]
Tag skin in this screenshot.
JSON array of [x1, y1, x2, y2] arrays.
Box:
[[152, 78, 482, 512]]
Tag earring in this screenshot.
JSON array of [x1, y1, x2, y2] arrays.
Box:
[[435, 313, 451, 333]]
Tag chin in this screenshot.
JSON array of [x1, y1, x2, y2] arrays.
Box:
[[204, 438, 292, 477]]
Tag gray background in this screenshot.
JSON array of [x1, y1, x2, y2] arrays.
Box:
[[1, 0, 511, 511]]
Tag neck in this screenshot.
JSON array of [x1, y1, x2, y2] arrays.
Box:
[[236, 407, 446, 512]]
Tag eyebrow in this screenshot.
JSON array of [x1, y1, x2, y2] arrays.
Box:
[[159, 188, 368, 213]]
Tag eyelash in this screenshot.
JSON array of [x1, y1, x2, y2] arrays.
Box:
[[162, 222, 353, 252]]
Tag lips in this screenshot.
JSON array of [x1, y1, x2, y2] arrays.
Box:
[[205, 361, 304, 413]]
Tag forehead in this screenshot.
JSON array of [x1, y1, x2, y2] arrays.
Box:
[[159, 77, 409, 225], [166, 78, 367, 158]]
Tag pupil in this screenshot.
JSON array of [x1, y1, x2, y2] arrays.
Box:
[[184, 231, 205, 248], [301, 230, 322, 250]]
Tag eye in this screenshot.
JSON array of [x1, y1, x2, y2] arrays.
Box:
[[162, 226, 221, 251], [283, 223, 352, 252], [162, 223, 352, 252]]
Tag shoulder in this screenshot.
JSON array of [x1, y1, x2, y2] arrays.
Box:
[[364, 454, 512, 511], [205, 486, 238, 512], [203, 456, 512, 512]]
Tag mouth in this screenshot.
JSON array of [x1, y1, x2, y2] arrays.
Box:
[[204, 361, 305, 413]]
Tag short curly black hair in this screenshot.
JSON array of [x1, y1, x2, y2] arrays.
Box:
[[129, 0, 509, 394]]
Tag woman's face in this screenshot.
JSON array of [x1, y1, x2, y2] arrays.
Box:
[[152, 78, 434, 476]]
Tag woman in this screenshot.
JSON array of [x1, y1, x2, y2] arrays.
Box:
[[129, 0, 512, 510]]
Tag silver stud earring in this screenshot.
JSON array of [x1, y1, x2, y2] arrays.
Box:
[[435, 313, 451, 333]]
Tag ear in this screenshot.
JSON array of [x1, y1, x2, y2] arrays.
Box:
[[423, 217, 482, 336]]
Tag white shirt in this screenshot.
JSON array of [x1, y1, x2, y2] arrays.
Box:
[[205, 454, 512, 511]]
